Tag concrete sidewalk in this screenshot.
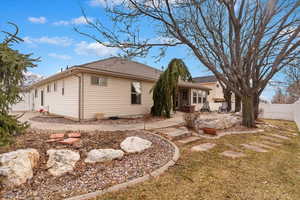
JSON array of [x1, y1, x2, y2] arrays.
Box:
[[14, 112, 184, 132]]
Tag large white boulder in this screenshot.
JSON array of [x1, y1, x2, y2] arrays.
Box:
[[120, 136, 152, 153], [0, 148, 39, 187], [85, 149, 124, 163], [46, 149, 80, 176], [195, 115, 241, 130]]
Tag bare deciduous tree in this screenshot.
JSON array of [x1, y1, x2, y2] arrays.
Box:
[[285, 61, 300, 102], [75, 0, 300, 127]]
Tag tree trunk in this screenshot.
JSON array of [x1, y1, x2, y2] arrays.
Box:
[[235, 94, 241, 112], [223, 87, 232, 112], [242, 95, 255, 127], [253, 92, 260, 120]]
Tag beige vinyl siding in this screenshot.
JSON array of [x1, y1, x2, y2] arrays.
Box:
[[31, 76, 79, 119], [83, 73, 153, 119]]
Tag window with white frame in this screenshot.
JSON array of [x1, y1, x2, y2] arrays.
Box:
[[198, 91, 202, 104], [34, 89, 38, 98], [91, 75, 107, 86], [203, 91, 208, 103], [193, 91, 197, 104], [131, 82, 141, 104]]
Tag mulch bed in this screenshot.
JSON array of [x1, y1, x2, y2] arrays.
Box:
[[30, 114, 166, 125], [0, 130, 174, 200]]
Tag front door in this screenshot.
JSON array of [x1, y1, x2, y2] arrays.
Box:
[[41, 90, 44, 106]]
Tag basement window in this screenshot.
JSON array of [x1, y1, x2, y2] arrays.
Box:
[[91, 75, 107, 87], [131, 82, 141, 104]]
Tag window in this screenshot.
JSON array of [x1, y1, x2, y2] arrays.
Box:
[[91, 76, 107, 86], [131, 82, 141, 104], [198, 91, 202, 104], [34, 89, 38, 98], [47, 84, 51, 93], [62, 80, 65, 96], [54, 82, 57, 92], [193, 91, 197, 104]]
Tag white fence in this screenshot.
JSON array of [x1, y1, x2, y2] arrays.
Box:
[[260, 100, 300, 130]]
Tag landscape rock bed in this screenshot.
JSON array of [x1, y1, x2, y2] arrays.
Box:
[[0, 130, 174, 200]]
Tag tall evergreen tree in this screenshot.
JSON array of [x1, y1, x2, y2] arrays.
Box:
[[0, 23, 37, 146]]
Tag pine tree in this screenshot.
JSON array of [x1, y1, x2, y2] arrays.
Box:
[[0, 23, 37, 146]]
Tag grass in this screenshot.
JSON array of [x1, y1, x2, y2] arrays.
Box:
[[97, 120, 300, 200]]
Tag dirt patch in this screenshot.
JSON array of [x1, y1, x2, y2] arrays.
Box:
[[0, 130, 174, 200], [30, 114, 166, 125]]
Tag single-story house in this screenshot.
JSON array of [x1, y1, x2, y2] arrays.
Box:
[[193, 75, 235, 111], [12, 57, 211, 121]]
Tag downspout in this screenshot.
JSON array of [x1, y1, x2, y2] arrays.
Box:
[[74, 73, 82, 121]]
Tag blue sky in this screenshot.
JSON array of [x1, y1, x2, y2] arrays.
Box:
[[1, 0, 280, 100]]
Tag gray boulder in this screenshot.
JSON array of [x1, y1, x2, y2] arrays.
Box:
[[120, 136, 152, 153], [85, 149, 124, 163], [0, 148, 39, 187], [46, 149, 80, 176]]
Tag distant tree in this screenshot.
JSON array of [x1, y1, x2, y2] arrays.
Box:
[[76, 0, 300, 127], [284, 61, 300, 103], [0, 23, 37, 146], [151, 59, 192, 118], [271, 88, 287, 104]]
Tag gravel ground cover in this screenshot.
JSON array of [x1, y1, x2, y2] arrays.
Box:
[[0, 130, 174, 200]]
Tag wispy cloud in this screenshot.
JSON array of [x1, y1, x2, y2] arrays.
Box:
[[23, 36, 73, 47], [74, 41, 118, 57], [48, 53, 72, 60], [28, 16, 47, 24], [53, 16, 94, 26], [89, 0, 123, 7]]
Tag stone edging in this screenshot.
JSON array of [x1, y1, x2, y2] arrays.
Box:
[[64, 132, 180, 200]]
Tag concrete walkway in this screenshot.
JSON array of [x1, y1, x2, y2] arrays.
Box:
[[14, 112, 184, 131]]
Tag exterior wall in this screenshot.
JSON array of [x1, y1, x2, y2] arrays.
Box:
[[11, 92, 31, 111], [31, 76, 79, 119], [82, 73, 154, 119], [199, 81, 236, 111], [200, 82, 224, 111]]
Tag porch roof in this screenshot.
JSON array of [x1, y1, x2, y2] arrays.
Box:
[[178, 80, 211, 91]]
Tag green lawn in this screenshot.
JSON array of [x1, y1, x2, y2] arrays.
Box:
[[97, 120, 300, 200]]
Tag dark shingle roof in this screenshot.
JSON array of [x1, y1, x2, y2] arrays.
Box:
[[77, 57, 162, 81], [29, 57, 211, 91], [193, 75, 218, 83]]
